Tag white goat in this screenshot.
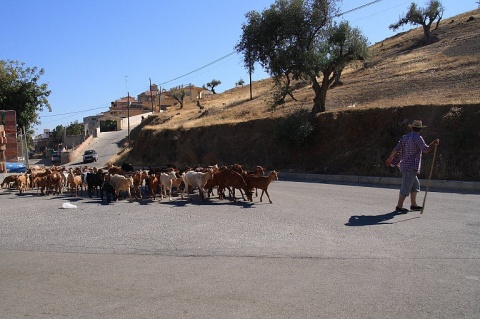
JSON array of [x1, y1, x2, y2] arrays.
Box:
[[159, 170, 178, 201], [182, 169, 213, 200]]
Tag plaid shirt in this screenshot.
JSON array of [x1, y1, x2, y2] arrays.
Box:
[[390, 131, 429, 173]]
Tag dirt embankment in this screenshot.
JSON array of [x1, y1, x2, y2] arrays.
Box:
[[127, 104, 479, 181]]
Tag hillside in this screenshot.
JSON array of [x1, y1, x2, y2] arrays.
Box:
[[120, 9, 480, 181]]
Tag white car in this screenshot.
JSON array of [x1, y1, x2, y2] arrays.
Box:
[[82, 150, 98, 163], [51, 151, 61, 164]]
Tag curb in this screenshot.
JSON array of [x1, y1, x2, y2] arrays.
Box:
[[278, 172, 480, 193]]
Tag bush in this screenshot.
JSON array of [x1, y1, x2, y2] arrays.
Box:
[[274, 110, 314, 147]]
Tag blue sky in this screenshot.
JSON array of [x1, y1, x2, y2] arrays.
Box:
[[1, 0, 477, 136]]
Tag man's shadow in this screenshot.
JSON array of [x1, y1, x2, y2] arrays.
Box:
[[345, 210, 413, 226]]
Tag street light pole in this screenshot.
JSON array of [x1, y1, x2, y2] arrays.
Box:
[[149, 78, 154, 114], [127, 92, 130, 145]]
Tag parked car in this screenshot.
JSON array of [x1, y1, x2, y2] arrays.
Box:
[[83, 149, 98, 163], [51, 151, 61, 164]]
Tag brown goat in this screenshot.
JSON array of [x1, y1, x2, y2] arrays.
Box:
[[246, 170, 279, 203], [15, 174, 29, 194], [32, 176, 47, 195], [107, 163, 129, 176], [170, 173, 184, 198], [147, 174, 159, 199], [217, 168, 252, 202], [247, 165, 266, 197], [132, 170, 148, 199], [67, 172, 83, 197], [1, 174, 18, 188]]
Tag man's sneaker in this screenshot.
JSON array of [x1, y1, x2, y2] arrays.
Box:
[[410, 205, 423, 211], [395, 206, 409, 213]]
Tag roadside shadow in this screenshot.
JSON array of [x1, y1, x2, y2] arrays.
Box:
[[345, 210, 409, 226]]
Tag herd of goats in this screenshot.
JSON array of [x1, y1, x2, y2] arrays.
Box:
[[1, 162, 279, 204]]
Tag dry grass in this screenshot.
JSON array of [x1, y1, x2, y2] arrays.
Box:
[[141, 10, 479, 132]]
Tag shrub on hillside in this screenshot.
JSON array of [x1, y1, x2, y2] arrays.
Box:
[[274, 110, 314, 147]]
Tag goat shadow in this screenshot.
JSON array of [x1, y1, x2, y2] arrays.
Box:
[[345, 210, 415, 226], [165, 196, 254, 208]]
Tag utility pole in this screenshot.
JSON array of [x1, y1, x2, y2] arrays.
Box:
[[158, 86, 162, 111], [149, 78, 154, 114], [23, 127, 29, 169], [127, 92, 130, 145]]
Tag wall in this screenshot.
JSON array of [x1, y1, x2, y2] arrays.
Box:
[[1, 110, 18, 161], [64, 135, 85, 149], [118, 113, 151, 130], [64, 135, 93, 164]]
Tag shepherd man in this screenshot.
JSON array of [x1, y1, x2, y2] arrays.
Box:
[[386, 120, 440, 213]]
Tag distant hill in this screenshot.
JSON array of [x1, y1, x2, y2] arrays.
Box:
[[120, 9, 480, 181]]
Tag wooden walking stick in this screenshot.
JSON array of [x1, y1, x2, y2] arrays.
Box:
[[421, 144, 438, 214]]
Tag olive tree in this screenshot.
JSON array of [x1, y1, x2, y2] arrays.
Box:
[[311, 21, 369, 113], [170, 88, 186, 109], [389, 0, 444, 43], [236, 0, 368, 114], [204, 79, 221, 94]]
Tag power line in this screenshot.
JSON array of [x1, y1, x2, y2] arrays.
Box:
[[158, 0, 385, 86], [40, 0, 388, 127], [40, 106, 109, 118], [346, 1, 411, 22], [158, 51, 237, 86], [336, 0, 383, 17]]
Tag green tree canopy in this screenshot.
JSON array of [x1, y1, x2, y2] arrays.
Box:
[[311, 21, 369, 113], [389, 0, 444, 43], [66, 120, 84, 136], [51, 125, 65, 146], [0, 60, 51, 132], [236, 0, 368, 114]]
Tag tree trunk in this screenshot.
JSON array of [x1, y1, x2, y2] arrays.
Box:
[[422, 24, 430, 38], [310, 70, 334, 114], [331, 69, 343, 88], [311, 81, 325, 114]]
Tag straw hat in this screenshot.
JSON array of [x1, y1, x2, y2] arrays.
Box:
[[409, 120, 427, 128]]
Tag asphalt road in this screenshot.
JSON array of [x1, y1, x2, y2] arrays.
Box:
[[23, 129, 128, 170], [1, 127, 479, 318], [70, 129, 129, 168], [1, 177, 479, 318]]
